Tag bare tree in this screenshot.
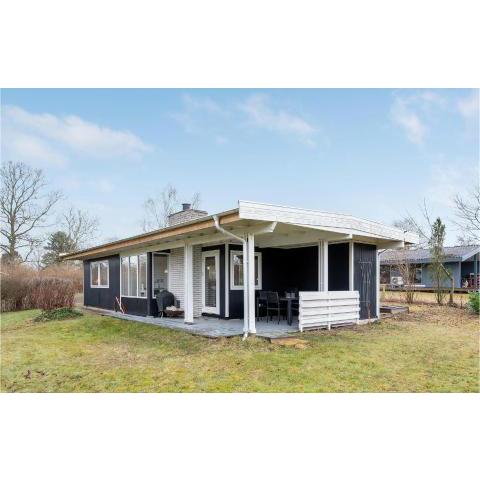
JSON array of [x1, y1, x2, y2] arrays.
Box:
[[453, 184, 480, 244], [0, 161, 62, 263], [387, 248, 418, 303], [61, 206, 99, 251], [141, 184, 201, 231], [396, 200, 455, 304]]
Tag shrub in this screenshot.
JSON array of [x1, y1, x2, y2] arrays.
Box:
[[467, 292, 480, 314], [1, 263, 31, 312], [42, 263, 83, 292], [33, 307, 83, 322], [25, 277, 76, 311], [1, 264, 77, 312]]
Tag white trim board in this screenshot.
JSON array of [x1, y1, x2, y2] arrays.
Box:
[[229, 249, 262, 290], [201, 249, 220, 315], [90, 259, 109, 288], [238, 200, 419, 244]]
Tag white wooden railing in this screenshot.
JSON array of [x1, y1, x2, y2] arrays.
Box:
[[298, 291, 360, 332]]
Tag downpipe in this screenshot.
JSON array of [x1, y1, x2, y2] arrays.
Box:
[[212, 215, 249, 340]]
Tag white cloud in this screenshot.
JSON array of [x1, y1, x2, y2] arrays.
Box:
[[3, 128, 67, 167], [240, 94, 317, 146], [2, 105, 151, 164], [182, 94, 225, 115], [171, 95, 228, 142], [426, 159, 478, 209], [457, 90, 479, 120], [390, 96, 427, 145], [389, 90, 453, 145]]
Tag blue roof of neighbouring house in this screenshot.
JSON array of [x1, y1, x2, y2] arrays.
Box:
[[380, 245, 480, 265]]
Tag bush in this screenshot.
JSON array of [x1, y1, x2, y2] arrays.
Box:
[[25, 277, 76, 311], [33, 307, 83, 322], [1, 264, 77, 312], [467, 292, 480, 314], [1, 263, 31, 312], [42, 263, 83, 292]]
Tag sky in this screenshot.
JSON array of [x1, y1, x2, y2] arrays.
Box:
[[1, 88, 478, 246]]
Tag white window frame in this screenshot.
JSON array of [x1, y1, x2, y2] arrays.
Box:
[[152, 253, 170, 298], [202, 250, 220, 314], [229, 250, 262, 290], [415, 267, 422, 284], [120, 253, 148, 299], [90, 260, 109, 288]]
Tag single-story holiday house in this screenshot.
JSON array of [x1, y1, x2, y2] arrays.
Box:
[[380, 245, 480, 289], [63, 201, 418, 335]]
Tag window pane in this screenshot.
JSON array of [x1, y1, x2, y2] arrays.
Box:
[[91, 263, 99, 286], [138, 254, 147, 297], [205, 255, 217, 307], [254, 255, 259, 286], [121, 257, 129, 295], [129, 256, 138, 297], [233, 253, 243, 286], [153, 255, 168, 297], [99, 261, 108, 286]]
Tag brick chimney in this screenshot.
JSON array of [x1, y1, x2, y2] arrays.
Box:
[[167, 203, 208, 227]]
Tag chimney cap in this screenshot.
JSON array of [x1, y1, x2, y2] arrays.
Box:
[[182, 203, 191, 211]]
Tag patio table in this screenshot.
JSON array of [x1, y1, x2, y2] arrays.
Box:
[[279, 296, 299, 326]]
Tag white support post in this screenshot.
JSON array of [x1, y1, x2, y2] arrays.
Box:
[[376, 246, 380, 319], [349, 241, 354, 291], [225, 242, 230, 318], [184, 241, 194, 324], [318, 240, 329, 291], [247, 233, 256, 334], [242, 238, 249, 334]]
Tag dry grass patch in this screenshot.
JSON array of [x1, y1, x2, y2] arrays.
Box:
[[1, 305, 478, 393]]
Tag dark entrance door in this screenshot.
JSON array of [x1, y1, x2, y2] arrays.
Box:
[[353, 243, 377, 320], [328, 242, 349, 291]]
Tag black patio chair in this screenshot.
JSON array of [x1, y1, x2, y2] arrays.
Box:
[[266, 291, 286, 324], [256, 291, 268, 321], [156, 289, 175, 317]]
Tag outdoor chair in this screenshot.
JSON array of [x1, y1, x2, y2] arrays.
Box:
[[284, 287, 299, 297], [265, 291, 286, 324], [256, 291, 268, 321], [155, 289, 175, 317]]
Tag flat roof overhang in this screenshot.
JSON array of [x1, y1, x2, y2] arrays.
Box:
[[62, 200, 419, 261], [61, 209, 240, 260]]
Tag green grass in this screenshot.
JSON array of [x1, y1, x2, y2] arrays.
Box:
[[1, 305, 478, 392]]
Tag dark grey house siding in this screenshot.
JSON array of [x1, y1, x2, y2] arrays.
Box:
[[228, 246, 318, 319], [122, 297, 148, 316], [420, 261, 461, 288], [354, 243, 377, 320], [328, 242, 349, 291], [83, 254, 120, 311]]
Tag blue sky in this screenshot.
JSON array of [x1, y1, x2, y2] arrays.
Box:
[[1, 89, 478, 244]]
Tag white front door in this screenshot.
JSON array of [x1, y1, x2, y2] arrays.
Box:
[[202, 250, 220, 315]]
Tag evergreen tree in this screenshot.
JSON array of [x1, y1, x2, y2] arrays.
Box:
[[41, 231, 75, 266], [428, 218, 451, 304]]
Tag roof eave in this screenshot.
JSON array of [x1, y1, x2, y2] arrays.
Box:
[[61, 208, 240, 261]]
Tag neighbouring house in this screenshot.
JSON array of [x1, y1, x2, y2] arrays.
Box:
[[63, 201, 418, 334], [380, 245, 480, 288]]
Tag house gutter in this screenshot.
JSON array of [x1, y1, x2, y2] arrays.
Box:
[[212, 215, 249, 340]]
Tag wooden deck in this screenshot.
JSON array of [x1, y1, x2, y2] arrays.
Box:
[[83, 307, 299, 339]]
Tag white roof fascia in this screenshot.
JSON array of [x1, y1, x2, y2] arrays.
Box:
[[461, 246, 480, 262], [238, 200, 419, 244]]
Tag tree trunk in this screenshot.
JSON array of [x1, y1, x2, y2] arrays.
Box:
[[441, 264, 455, 306]]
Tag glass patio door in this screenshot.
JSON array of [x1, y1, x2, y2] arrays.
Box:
[[202, 250, 220, 315]]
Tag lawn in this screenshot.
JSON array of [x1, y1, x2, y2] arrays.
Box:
[[1, 305, 478, 392], [381, 289, 470, 306]]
